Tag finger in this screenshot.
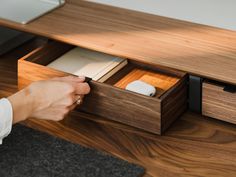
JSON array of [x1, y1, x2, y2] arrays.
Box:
[[52, 76, 86, 83], [74, 83, 90, 95], [68, 102, 79, 111], [69, 95, 84, 110], [65, 75, 86, 83], [72, 94, 84, 104]]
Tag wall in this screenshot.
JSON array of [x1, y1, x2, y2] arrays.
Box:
[[87, 0, 236, 31]]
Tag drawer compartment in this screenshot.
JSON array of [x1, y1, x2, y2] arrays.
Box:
[[18, 41, 188, 134], [202, 81, 236, 124]]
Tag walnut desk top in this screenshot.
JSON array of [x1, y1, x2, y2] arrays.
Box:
[[0, 0, 235, 85]]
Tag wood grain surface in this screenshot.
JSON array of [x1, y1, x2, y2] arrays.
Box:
[[0, 0, 235, 85], [1, 40, 236, 177], [202, 81, 236, 124]]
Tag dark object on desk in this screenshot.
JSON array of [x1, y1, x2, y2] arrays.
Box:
[[223, 84, 236, 93], [85, 76, 92, 83], [0, 26, 34, 56], [0, 125, 144, 177], [188, 75, 202, 113]]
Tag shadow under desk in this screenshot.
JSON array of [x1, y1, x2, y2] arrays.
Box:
[[1, 39, 236, 177]]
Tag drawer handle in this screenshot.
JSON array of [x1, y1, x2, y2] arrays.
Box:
[[85, 77, 92, 83], [223, 85, 236, 93]]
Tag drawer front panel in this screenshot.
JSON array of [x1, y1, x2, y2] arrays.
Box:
[[79, 81, 162, 133], [202, 82, 236, 124]]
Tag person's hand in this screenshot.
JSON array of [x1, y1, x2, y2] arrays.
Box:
[[8, 76, 90, 124]]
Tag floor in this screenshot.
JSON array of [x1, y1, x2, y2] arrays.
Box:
[[0, 40, 236, 177]]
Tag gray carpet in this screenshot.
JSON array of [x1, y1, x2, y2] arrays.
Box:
[[0, 124, 144, 177]]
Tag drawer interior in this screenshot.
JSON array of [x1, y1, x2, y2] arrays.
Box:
[[21, 41, 185, 99], [104, 63, 180, 98]]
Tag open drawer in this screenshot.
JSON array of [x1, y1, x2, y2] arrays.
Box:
[[18, 41, 188, 135]]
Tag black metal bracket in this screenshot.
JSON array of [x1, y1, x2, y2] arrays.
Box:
[[188, 75, 203, 113], [85, 77, 92, 83]]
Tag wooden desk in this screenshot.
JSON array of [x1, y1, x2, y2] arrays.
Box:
[[0, 1, 236, 176], [0, 0, 236, 85], [1, 40, 236, 177]]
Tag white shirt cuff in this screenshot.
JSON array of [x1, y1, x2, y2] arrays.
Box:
[[0, 98, 13, 144]]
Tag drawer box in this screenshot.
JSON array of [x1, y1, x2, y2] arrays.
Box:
[[202, 81, 236, 124], [18, 41, 188, 134]]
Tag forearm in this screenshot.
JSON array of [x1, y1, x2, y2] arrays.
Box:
[[8, 87, 34, 124], [0, 86, 33, 144]]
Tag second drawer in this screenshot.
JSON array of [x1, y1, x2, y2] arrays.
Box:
[[202, 81, 236, 124]]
